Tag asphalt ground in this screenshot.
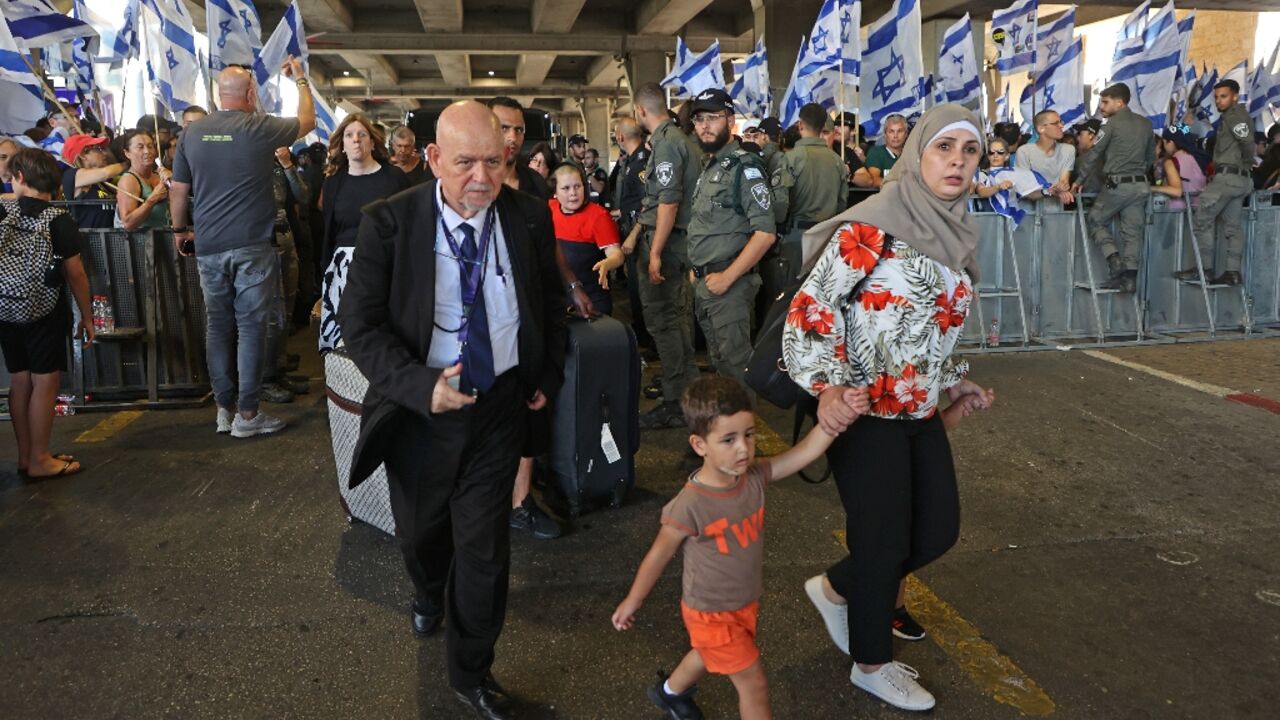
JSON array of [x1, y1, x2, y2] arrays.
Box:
[[2, 332, 1279, 719]]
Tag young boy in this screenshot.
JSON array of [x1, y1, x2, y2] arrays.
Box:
[[612, 376, 869, 720]]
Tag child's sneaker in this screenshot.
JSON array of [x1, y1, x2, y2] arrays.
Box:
[[850, 661, 936, 711], [216, 407, 234, 434], [892, 606, 926, 641], [803, 575, 849, 655], [646, 670, 703, 720]]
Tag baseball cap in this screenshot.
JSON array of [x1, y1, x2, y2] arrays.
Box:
[[743, 125, 760, 135], [1072, 118, 1102, 135], [1161, 123, 1199, 154], [690, 88, 735, 115], [567, 133, 588, 146], [62, 134, 108, 165], [758, 118, 782, 136]]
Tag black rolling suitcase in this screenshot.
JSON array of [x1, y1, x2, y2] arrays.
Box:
[[549, 315, 640, 516]]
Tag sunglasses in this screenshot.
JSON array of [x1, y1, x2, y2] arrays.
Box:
[[989, 149, 1008, 155]]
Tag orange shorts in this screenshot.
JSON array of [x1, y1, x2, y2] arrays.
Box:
[[680, 600, 760, 675]]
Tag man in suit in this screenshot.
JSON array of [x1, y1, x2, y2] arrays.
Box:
[[339, 100, 565, 720]]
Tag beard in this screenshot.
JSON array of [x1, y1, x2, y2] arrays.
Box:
[[698, 125, 731, 153]]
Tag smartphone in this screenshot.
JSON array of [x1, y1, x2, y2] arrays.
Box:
[[181, 239, 195, 255]]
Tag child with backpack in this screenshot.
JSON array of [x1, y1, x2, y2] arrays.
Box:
[[0, 148, 94, 478]]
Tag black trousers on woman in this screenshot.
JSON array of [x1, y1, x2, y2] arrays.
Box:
[[826, 413, 961, 664]]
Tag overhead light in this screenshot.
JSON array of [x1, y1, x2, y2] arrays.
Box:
[[487, 71, 495, 77], [342, 70, 350, 76]]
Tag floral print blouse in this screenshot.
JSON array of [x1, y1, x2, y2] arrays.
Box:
[[782, 222, 971, 420]]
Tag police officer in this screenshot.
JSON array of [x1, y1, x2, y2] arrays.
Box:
[[1074, 83, 1155, 293], [777, 103, 849, 279], [631, 82, 702, 429], [612, 116, 654, 350], [685, 88, 776, 387], [1176, 80, 1255, 286], [1071, 118, 1105, 197]]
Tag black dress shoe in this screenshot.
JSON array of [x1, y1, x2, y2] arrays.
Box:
[[411, 599, 443, 637], [1172, 267, 1206, 282], [453, 678, 514, 720], [1209, 270, 1241, 286], [643, 377, 664, 400]]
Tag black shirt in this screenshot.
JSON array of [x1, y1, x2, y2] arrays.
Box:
[[613, 146, 649, 215], [400, 160, 434, 186], [60, 167, 116, 230], [516, 163, 551, 200], [320, 163, 410, 262]]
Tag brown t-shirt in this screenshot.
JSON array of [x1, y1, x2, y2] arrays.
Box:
[[661, 460, 772, 612]]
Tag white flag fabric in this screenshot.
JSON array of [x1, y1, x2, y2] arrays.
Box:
[[311, 85, 337, 143], [992, 0, 1037, 75], [659, 37, 692, 93], [860, 0, 923, 138], [1111, 0, 1151, 70], [796, 0, 860, 113], [937, 14, 980, 109], [139, 0, 201, 112], [1026, 36, 1085, 127], [996, 81, 1013, 125], [0, 5, 44, 135], [1036, 7, 1074, 74], [729, 36, 770, 118], [1109, 0, 1180, 129], [1192, 64, 1220, 128], [83, 0, 139, 67], [207, 0, 262, 72], [253, 0, 308, 113], [667, 40, 724, 99], [2, 0, 96, 47]]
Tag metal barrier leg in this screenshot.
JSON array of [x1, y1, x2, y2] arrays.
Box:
[[1180, 195, 1217, 337], [1005, 217, 1031, 346], [1074, 202, 1109, 344]]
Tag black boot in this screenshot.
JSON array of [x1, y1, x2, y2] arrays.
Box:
[[647, 670, 703, 720], [1106, 252, 1124, 279], [1209, 270, 1242, 286]]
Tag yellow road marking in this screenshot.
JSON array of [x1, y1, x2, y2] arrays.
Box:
[[834, 530, 1056, 715], [753, 413, 790, 457], [75, 411, 144, 443]]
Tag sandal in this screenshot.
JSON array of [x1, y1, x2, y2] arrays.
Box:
[[27, 459, 82, 479], [17, 453, 75, 475]]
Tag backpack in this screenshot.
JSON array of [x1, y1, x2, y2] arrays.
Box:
[[0, 199, 65, 323]]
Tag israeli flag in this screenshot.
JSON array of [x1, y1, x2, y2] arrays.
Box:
[[659, 37, 691, 93], [729, 36, 770, 118], [995, 81, 1012, 125], [779, 40, 807, 128], [1109, 0, 1181, 129], [992, 0, 1037, 75], [1192, 64, 1220, 127], [1035, 7, 1073, 74], [2, 0, 97, 48], [795, 0, 860, 112], [82, 0, 139, 67], [859, 0, 923, 138], [254, 0, 309, 113], [207, 0, 262, 72], [665, 39, 723, 99], [937, 14, 980, 109], [69, 0, 96, 99], [1264, 41, 1280, 111], [1025, 37, 1085, 127], [983, 166, 1051, 227], [0, 7, 44, 134], [1110, 0, 1151, 72], [139, 0, 201, 112], [311, 85, 337, 143]]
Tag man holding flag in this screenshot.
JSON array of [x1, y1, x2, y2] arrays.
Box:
[[1177, 79, 1256, 287]]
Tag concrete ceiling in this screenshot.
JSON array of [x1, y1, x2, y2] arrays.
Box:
[[118, 0, 1280, 120]]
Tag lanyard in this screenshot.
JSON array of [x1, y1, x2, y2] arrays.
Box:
[[435, 196, 496, 355]]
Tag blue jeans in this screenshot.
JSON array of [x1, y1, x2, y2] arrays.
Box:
[[197, 244, 279, 413]]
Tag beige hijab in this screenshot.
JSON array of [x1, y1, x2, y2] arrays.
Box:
[[801, 104, 985, 280]]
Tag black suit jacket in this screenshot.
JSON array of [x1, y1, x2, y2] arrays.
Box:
[[339, 180, 566, 487]]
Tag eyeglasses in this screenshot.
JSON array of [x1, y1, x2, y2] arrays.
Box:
[[692, 112, 728, 125]]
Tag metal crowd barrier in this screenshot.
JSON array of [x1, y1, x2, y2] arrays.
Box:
[[959, 190, 1280, 353], [0, 227, 210, 411]]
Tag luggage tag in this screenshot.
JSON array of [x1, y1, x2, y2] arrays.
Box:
[[601, 422, 622, 464]]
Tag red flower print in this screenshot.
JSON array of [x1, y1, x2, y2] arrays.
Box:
[[838, 223, 885, 275], [932, 292, 966, 333], [869, 373, 904, 415], [860, 287, 908, 312], [834, 342, 848, 363], [893, 364, 928, 413], [788, 291, 835, 335]]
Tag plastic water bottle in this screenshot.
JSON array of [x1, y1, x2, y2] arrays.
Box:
[[92, 295, 107, 332], [54, 403, 76, 416], [987, 318, 1000, 347]]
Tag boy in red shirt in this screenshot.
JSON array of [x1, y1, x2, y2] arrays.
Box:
[[612, 376, 866, 719]]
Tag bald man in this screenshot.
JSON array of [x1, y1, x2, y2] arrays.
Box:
[[340, 101, 565, 720], [170, 59, 315, 437]]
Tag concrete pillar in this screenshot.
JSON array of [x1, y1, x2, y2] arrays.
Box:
[[626, 51, 668, 92], [581, 97, 611, 154], [761, 0, 824, 104]]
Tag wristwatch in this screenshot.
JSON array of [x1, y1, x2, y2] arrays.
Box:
[[567, 281, 583, 292], [171, 226, 189, 233], [295, 77, 310, 87]]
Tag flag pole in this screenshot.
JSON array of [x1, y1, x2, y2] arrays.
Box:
[[839, 61, 847, 163]]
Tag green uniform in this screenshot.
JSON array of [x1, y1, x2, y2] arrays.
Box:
[[760, 141, 789, 226], [636, 118, 703, 402], [775, 137, 849, 282], [686, 140, 776, 386], [1078, 105, 1155, 272], [1192, 103, 1256, 273]]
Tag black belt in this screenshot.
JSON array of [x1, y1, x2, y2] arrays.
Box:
[[1216, 165, 1250, 177], [1108, 174, 1147, 185], [692, 259, 755, 279], [796, 220, 818, 230]]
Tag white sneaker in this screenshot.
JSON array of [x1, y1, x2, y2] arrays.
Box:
[[804, 575, 849, 655], [216, 407, 235, 434], [851, 661, 936, 711], [230, 412, 286, 438]]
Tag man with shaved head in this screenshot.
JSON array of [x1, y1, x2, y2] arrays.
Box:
[[170, 58, 315, 437], [340, 100, 565, 720]]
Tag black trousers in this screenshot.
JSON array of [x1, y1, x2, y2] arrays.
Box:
[[383, 371, 524, 689], [826, 414, 960, 664]]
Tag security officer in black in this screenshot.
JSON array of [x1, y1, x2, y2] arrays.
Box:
[[1074, 82, 1155, 293], [685, 88, 776, 387], [1179, 79, 1256, 286], [611, 115, 653, 349]]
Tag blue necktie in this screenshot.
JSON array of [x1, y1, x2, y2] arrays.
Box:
[[457, 222, 495, 394]]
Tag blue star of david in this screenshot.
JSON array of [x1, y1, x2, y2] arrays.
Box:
[[1134, 80, 1147, 105], [812, 26, 831, 55], [1044, 37, 1062, 63], [239, 9, 253, 32], [218, 19, 232, 48], [840, 10, 853, 45], [873, 49, 905, 103], [166, 48, 178, 71], [1008, 24, 1023, 48], [1042, 84, 1056, 108], [952, 53, 965, 66]]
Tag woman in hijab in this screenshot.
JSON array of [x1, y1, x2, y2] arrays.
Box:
[[781, 105, 997, 712]]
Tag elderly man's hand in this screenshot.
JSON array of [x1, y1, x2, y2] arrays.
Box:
[[432, 363, 477, 414], [281, 56, 304, 80]]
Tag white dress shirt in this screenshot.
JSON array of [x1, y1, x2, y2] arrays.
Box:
[[427, 184, 520, 375]]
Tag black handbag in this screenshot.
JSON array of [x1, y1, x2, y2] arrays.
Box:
[[744, 282, 804, 409]]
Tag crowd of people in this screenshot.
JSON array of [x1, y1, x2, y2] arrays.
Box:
[[3, 64, 1280, 719]]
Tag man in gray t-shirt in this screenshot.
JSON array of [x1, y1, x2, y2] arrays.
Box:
[[169, 60, 315, 438], [1015, 110, 1077, 209]]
